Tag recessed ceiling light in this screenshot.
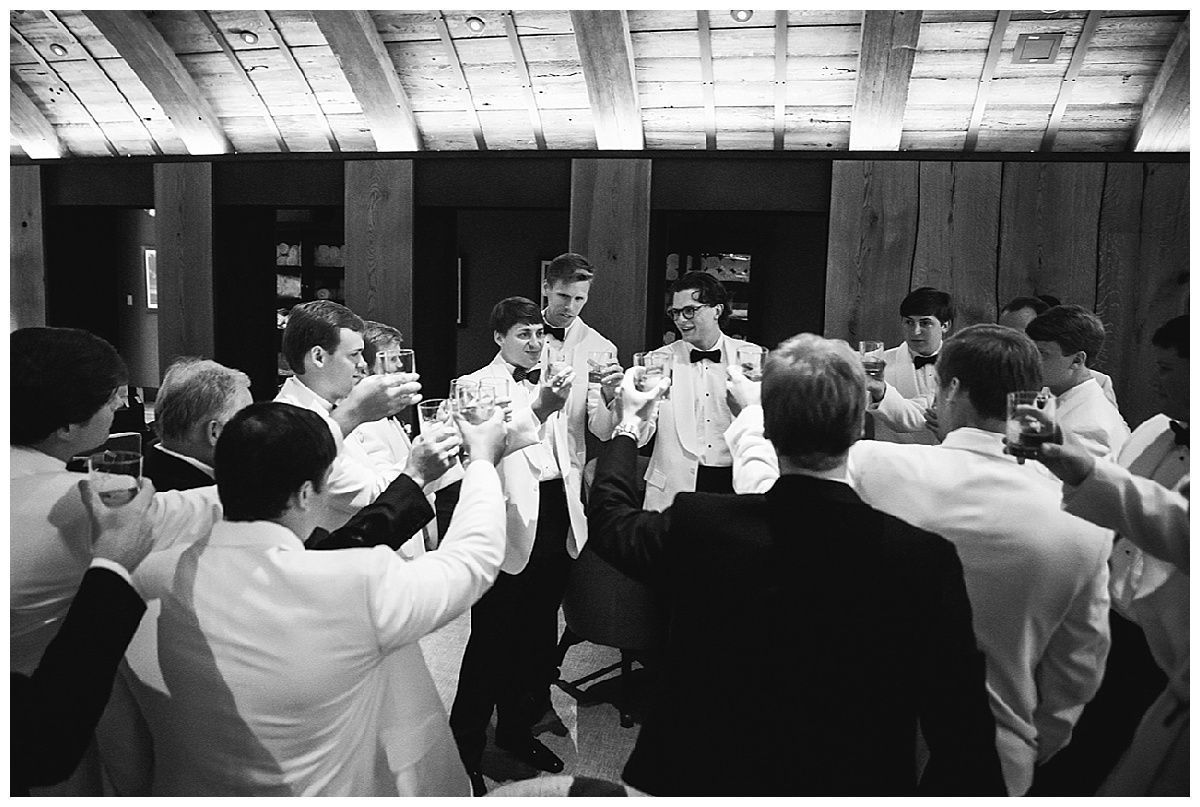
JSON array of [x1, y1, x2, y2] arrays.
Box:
[[238, 30, 259, 45], [465, 16, 485, 33], [48, 43, 67, 57], [731, 10, 754, 23]]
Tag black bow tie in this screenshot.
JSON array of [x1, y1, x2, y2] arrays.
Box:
[[513, 366, 541, 385], [544, 325, 566, 343], [913, 353, 938, 370], [1170, 420, 1189, 448], [690, 349, 722, 363]]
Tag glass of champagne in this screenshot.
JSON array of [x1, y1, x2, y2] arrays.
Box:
[[417, 398, 453, 435], [1005, 390, 1057, 464], [587, 350, 615, 384], [737, 345, 767, 382], [455, 381, 496, 425], [859, 341, 886, 379], [634, 351, 672, 399], [376, 348, 415, 375], [88, 450, 142, 507]]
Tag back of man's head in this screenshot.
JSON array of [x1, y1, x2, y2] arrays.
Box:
[[281, 301, 364, 375], [215, 402, 336, 522], [11, 327, 128, 446], [362, 321, 404, 359], [899, 287, 954, 325], [1000, 296, 1050, 318], [763, 334, 866, 470], [156, 358, 251, 444], [938, 324, 1042, 422], [544, 253, 594, 286], [1152, 314, 1189, 358], [490, 296, 542, 336], [1025, 304, 1106, 366]]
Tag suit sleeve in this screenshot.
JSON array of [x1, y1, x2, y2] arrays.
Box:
[[725, 405, 779, 494], [585, 434, 672, 584], [12, 567, 147, 791], [1031, 558, 1111, 763], [915, 538, 1008, 795], [306, 473, 434, 551], [368, 460, 507, 651], [1064, 461, 1190, 573], [869, 383, 936, 434]]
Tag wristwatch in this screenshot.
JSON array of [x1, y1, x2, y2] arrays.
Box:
[[612, 422, 639, 441]]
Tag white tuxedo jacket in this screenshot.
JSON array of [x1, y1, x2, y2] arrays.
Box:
[[641, 334, 759, 512], [1055, 377, 1130, 460], [132, 461, 506, 796], [868, 344, 939, 445]]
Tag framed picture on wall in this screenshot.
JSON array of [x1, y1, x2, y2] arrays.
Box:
[[143, 247, 158, 310]]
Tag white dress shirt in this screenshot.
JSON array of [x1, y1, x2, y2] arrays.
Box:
[[1055, 377, 1131, 461]]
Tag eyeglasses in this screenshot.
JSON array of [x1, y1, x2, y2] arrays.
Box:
[[666, 304, 712, 321]]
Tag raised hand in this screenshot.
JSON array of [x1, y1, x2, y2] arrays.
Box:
[[403, 427, 463, 488], [725, 363, 761, 415], [455, 407, 507, 467], [79, 477, 157, 573]]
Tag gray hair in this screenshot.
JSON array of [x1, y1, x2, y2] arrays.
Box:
[[762, 333, 866, 471], [155, 358, 251, 443]]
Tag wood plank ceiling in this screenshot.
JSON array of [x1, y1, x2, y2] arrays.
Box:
[[9, 9, 1190, 159]]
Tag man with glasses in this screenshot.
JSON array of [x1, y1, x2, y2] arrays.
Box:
[[866, 287, 953, 445], [640, 271, 764, 511]]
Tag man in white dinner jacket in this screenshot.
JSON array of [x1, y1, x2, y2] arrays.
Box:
[[1025, 304, 1130, 460], [725, 324, 1112, 796], [132, 401, 509, 796], [449, 296, 582, 791], [640, 270, 763, 511], [865, 286, 952, 445]]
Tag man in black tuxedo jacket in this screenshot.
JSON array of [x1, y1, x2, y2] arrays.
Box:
[[587, 333, 1006, 796]]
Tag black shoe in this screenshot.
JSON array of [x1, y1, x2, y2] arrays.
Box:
[[467, 768, 487, 796], [495, 734, 564, 773]]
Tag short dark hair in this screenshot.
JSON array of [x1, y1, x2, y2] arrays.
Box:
[[490, 296, 542, 336], [668, 271, 730, 325], [215, 402, 336, 522], [1000, 296, 1050, 317], [1037, 294, 1062, 308], [11, 327, 129, 446], [281, 301, 364, 376], [1025, 305, 1106, 366], [544, 252, 594, 286], [899, 287, 954, 325], [938, 324, 1042, 422], [763, 334, 866, 470], [362, 320, 404, 360], [1152, 314, 1189, 358]]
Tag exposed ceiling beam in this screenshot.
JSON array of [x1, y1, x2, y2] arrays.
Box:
[[850, 10, 922, 151], [197, 11, 288, 153], [1130, 14, 1190, 152], [697, 11, 717, 150], [503, 11, 546, 150], [965, 11, 1011, 152], [773, 11, 788, 150], [1041, 11, 1103, 152], [570, 10, 644, 150], [10, 78, 64, 158], [312, 10, 421, 152], [433, 12, 487, 151], [83, 10, 232, 155], [258, 10, 339, 153]]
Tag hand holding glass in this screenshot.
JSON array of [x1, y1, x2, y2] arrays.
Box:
[[587, 350, 616, 384], [859, 341, 885, 379], [417, 398, 454, 436], [1005, 390, 1057, 463], [88, 450, 142, 507], [634, 352, 672, 398], [737, 346, 767, 382], [455, 382, 496, 425], [546, 345, 571, 379]]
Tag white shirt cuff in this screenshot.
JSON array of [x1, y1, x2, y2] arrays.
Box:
[[89, 557, 133, 585]]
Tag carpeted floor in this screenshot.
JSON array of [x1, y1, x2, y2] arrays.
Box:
[[419, 608, 653, 793]]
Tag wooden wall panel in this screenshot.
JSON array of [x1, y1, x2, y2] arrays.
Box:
[[825, 160, 920, 347], [154, 162, 214, 374], [11, 165, 46, 330], [912, 161, 1001, 328], [344, 160, 413, 338], [569, 158, 651, 360], [1095, 163, 1144, 387], [998, 163, 1106, 309]]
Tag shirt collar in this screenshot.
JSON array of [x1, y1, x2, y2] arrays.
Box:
[[153, 443, 215, 478], [212, 519, 305, 550], [938, 426, 1007, 455], [1056, 376, 1099, 403], [281, 375, 335, 413]]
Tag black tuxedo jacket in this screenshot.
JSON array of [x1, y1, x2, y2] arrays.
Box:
[[11, 568, 147, 795], [143, 443, 216, 492], [586, 435, 1006, 796]]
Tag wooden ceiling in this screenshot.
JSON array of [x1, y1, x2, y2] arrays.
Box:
[[9, 9, 1190, 160]]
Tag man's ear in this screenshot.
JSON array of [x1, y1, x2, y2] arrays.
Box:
[[943, 376, 962, 403], [308, 345, 326, 371], [941, 320, 951, 335], [493, 331, 504, 349], [1071, 350, 1088, 369], [289, 479, 315, 513], [711, 303, 724, 321], [207, 419, 224, 447]]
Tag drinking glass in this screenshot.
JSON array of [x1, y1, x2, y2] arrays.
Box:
[[546, 345, 572, 379], [859, 341, 886, 379], [1005, 390, 1057, 464], [737, 345, 767, 382], [88, 450, 142, 507], [480, 377, 509, 403], [376, 348, 415, 375], [417, 398, 452, 434], [633, 351, 672, 398], [455, 381, 496, 425], [587, 350, 616, 384]]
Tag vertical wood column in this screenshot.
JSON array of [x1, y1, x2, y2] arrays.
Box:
[[11, 165, 46, 331], [155, 162, 214, 375], [344, 160, 413, 338], [569, 158, 651, 360]]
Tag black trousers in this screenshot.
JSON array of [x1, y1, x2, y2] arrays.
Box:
[[695, 464, 733, 494], [449, 481, 572, 769]]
